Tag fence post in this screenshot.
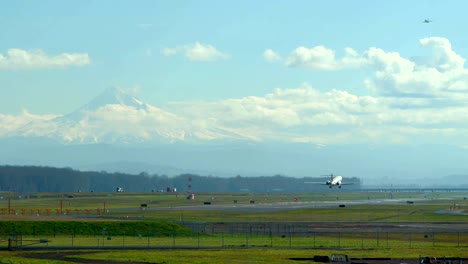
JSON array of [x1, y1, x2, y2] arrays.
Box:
[[338, 232, 341, 248], [386, 232, 389, 248], [314, 232, 316, 248], [409, 233, 412, 249], [432, 232, 435, 248], [269, 227, 272, 248], [361, 232, 364, 249], [73, 227, 76, 248], [376, 229, 379, 248], [102, 228, 106, 248], [172, 228, 175, 248]]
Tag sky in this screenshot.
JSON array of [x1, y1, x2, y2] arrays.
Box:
[[2, 0, 468, 147]]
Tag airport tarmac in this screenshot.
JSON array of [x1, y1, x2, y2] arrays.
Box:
[[135, 197, 468, 233], [144, 197, 454, 213]]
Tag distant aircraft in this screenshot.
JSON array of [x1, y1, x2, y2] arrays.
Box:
[[423, 19, 432, 23], [306, 174, 353, 188]]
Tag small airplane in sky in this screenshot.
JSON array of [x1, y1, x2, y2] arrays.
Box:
[[306, 174, 353, 188], [423, 19, 432, 23]]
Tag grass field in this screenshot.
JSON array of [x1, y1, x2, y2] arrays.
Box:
[[1, 191, 467, 222], [0, 191, 466, 263], [1, 248, 467, 264], [2, 231, 466, 249]]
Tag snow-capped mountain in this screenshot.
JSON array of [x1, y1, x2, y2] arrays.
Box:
[[61, 87, 151, 121], [12, 87, 251, 144], [52, 87, 192, 144]]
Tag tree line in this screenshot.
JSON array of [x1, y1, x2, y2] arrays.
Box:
[[0, 165, 361, 193]]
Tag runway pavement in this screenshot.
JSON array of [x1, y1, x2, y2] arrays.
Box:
[[142, 197, 452, 213]]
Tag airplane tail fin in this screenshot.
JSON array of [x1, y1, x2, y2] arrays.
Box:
[[322, 173, 334, 183]]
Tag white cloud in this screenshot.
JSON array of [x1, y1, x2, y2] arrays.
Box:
[[0, 111, 58, 137], [165, 79, 468, 145], [161, 42, 229, 62], [4, 37, 468, 146], [185, 42, 229, 61], [0, 49, 91, 70], [281, 37, 468, 101], [366, 48, 415, 74], [286, 45, 337, 70], [364, 38, 468, 99], [419, 37, 465, 72], [168, 84, 380, 139], [285, 45, 367, 70], [263, 49, 281, 62]]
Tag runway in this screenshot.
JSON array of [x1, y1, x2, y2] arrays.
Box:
[[143, 197, 459, 213]]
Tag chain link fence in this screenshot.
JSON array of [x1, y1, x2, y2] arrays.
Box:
[[2, 222, 467, 251]]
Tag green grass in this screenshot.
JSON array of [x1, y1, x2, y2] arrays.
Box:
[[104, 204, 466, 222], [0, 221, 193, 237], [3, 248, 465, 264], [0, 192, 466, 231], [0, 255, 68, 264], [2, 231, 466, 250], [79, 248, 468, 263], [0, 191, 466, 263]]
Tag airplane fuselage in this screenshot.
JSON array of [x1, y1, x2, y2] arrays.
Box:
[[326, 175, 343, 188]]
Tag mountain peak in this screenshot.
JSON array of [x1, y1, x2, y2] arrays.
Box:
[[57, 87, 150, 124], [81, 87, 146, 111]]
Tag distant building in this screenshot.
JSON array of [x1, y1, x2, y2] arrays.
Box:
[[166, 187, 177, 192]]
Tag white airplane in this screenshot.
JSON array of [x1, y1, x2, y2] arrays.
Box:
[[306, 174, 353, 188]]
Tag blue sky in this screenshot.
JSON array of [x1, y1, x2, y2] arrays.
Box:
[[2, 0, 468, 146]]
